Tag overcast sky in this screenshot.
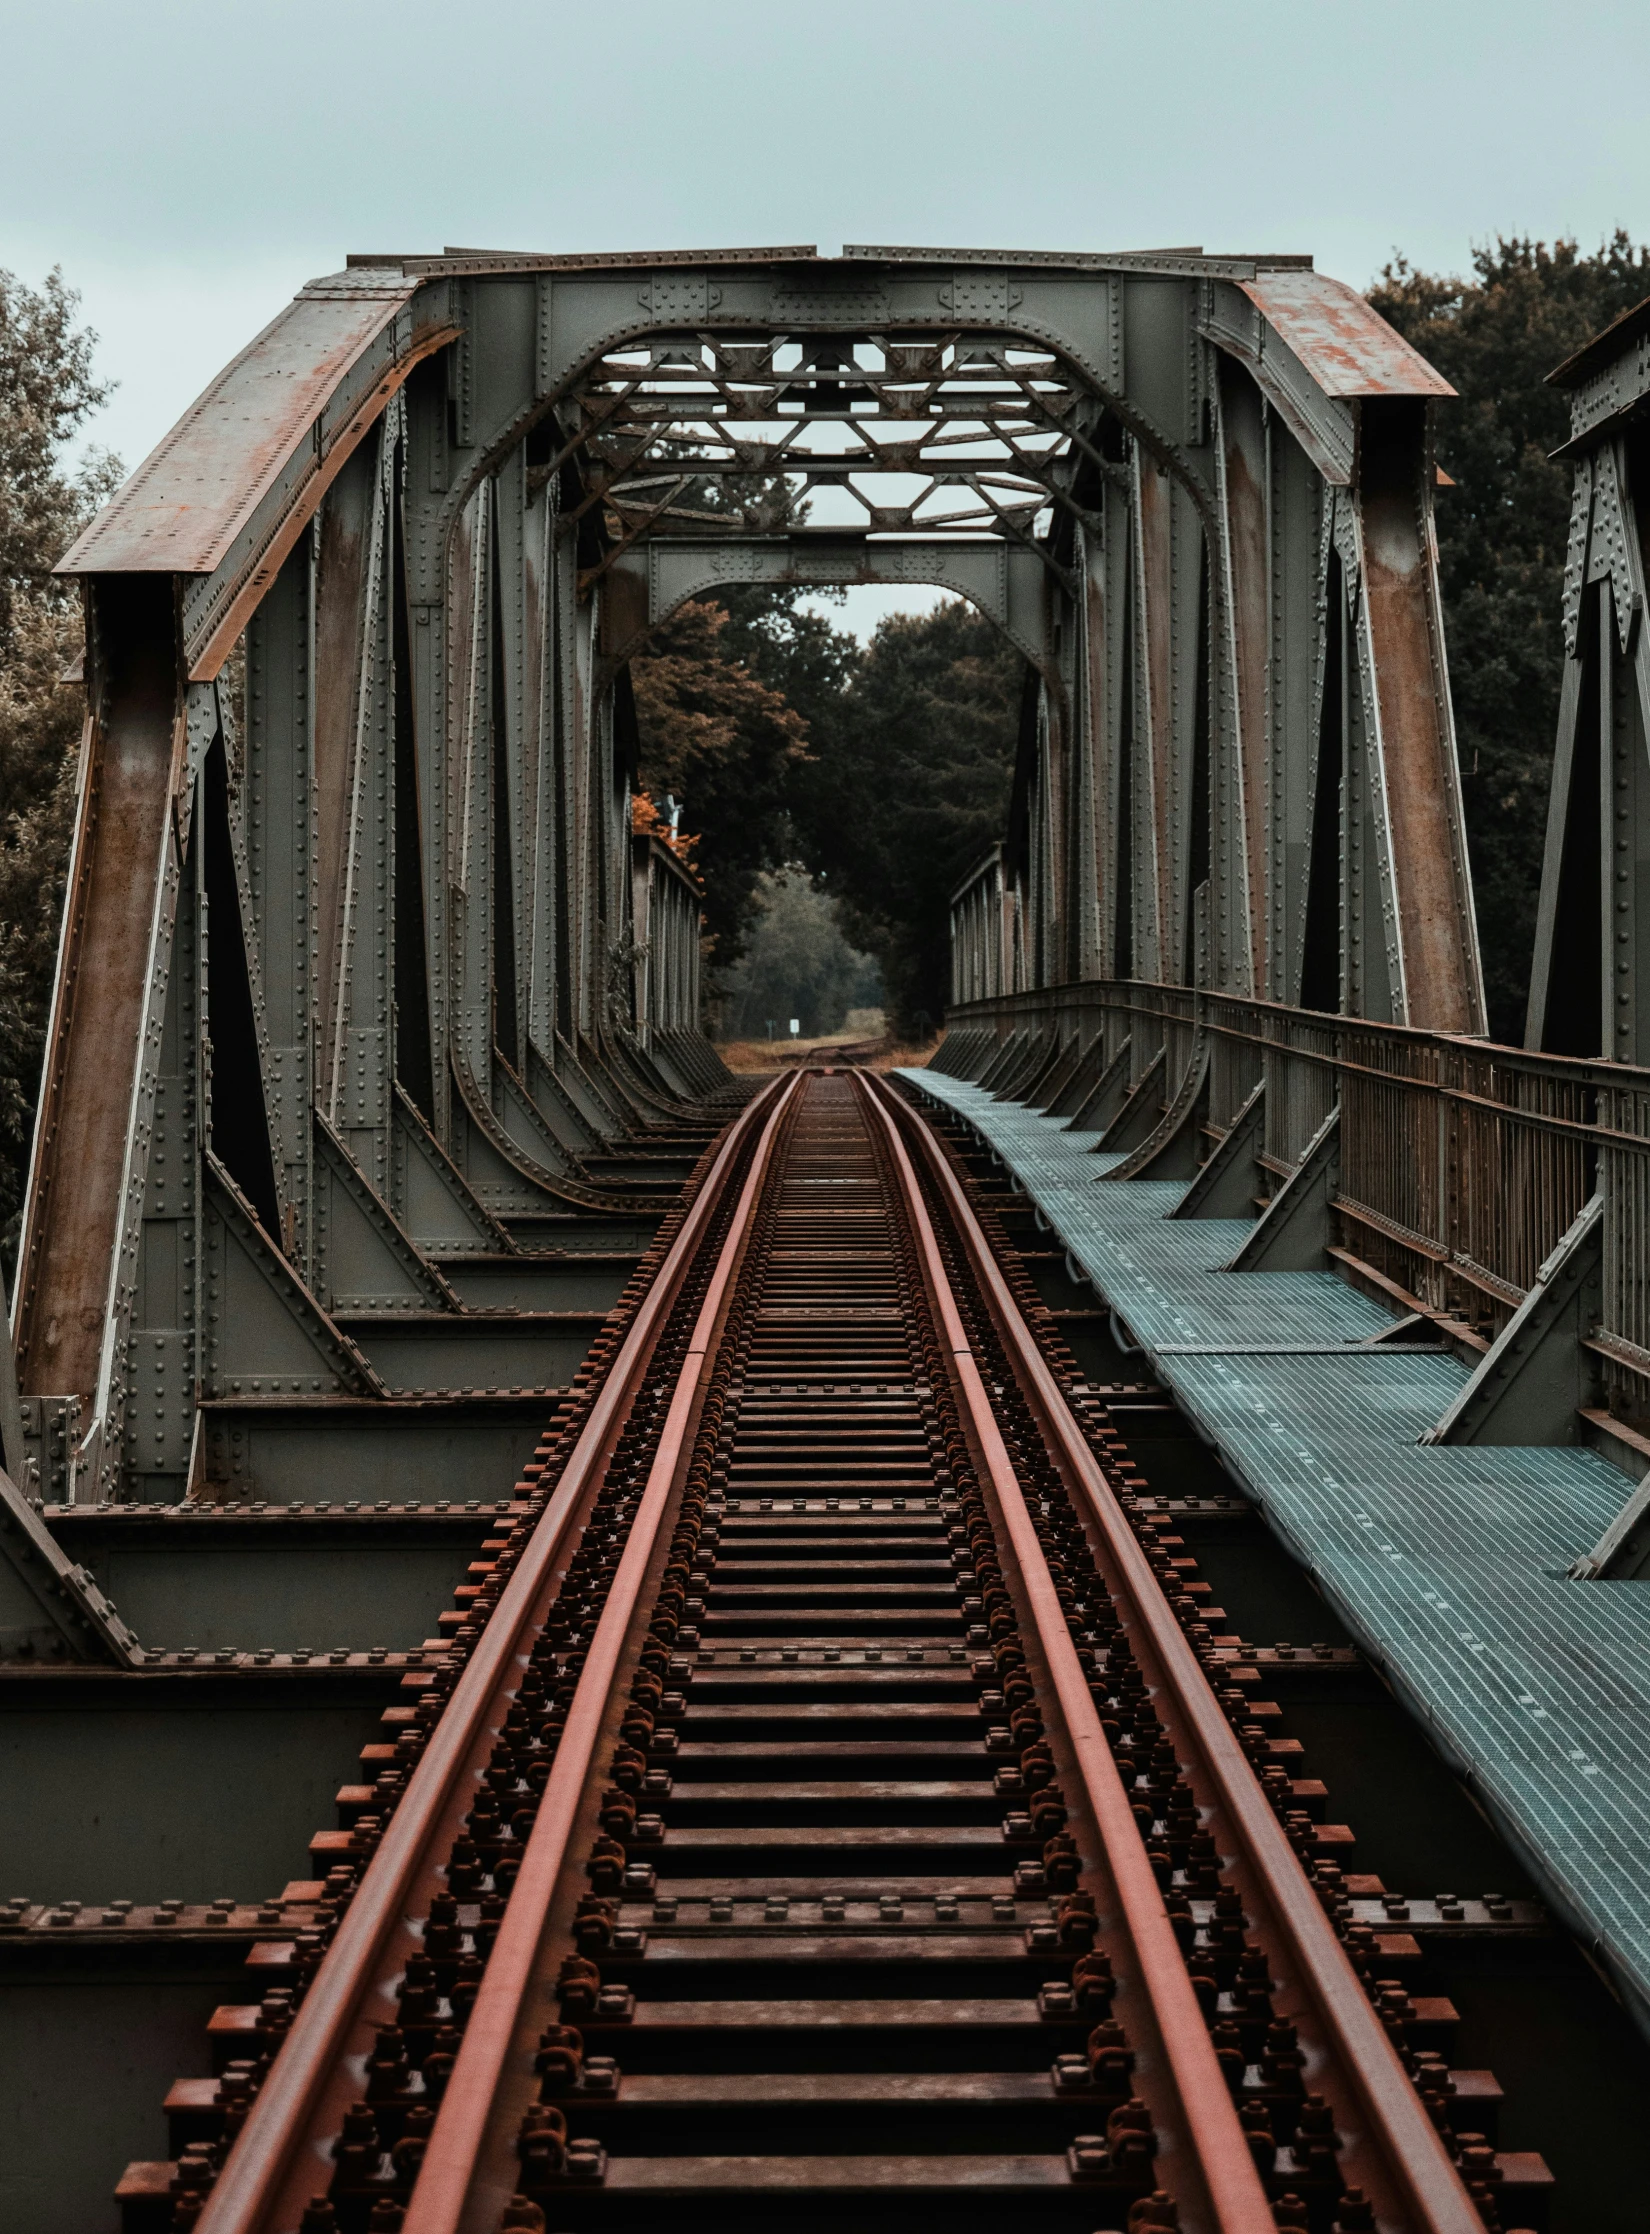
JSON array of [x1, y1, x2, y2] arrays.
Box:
[[6, 0, 1647, 629]]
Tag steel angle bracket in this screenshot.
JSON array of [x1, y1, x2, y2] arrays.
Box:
[[1571, 1461, 1650, 1581], [0, 1462, 141, 1664], [313, 1110, 463, 1316], [1172, 1079, 1265, 1220], [1069, 1035, 1134, 1133], [1224, 1104, 1339, 1274], [1424, 1193, 1603, 1450], [1094, 1046, 1168, 1155], [203, 1154, 387, 1400], [390, 1086, 515, 1257], [1100, 1037, 1210, 1182]]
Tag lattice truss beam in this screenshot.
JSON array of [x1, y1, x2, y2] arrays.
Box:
[[554, 331, 1098, 576]]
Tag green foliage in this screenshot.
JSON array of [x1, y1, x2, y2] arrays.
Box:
[[1370, 234, 1650, 1042], [788, 599, 1022, 1035], [628, 597, 810, 970], [715, 584, 859, 764], [0, 268, 119, 1260], [631, 587, 1020, 1034], [716, 868, 883, 1039]]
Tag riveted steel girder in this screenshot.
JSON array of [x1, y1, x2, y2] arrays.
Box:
[[1530, 308, 1650, 1070], [11, 242, 1479, 1540]]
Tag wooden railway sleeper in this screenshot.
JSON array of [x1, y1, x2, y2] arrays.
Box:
[[883, 1079, 1544, 2234], [130, 1076, 1531, 2234], [127, 1085, 794, 2234]]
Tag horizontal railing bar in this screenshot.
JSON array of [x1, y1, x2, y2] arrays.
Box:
[[945, 986, 1650, 1151], [1331, 1198, 1530, 1307]]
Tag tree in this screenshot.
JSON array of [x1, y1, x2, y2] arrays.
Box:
[[789, 598, 1023, 1034], [0, 268, 118, 1261], [714, 585, 859, 763], [716, 868, 883, 1040], [628, 597, 810, 973], [1370, 234, 1650, 1042]]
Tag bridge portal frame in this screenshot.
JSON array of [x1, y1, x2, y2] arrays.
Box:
[[13, 241, 1478, 1519]]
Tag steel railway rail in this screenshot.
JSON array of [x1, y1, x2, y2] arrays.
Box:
[[125, 1070, 1529, 2234]]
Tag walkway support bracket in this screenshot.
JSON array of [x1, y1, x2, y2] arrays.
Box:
[[1225, 1104, 1339, 1274], [1426, 1194, 1603, 1450]]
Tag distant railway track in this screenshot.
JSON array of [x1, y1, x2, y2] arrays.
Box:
[[740, 1037, 886, 1070], [116, 1071, 1545, 2234]]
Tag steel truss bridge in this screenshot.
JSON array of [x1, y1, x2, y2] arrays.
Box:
[[4, 244, 1650, 2233]]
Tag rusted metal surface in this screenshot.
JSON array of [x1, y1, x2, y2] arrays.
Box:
[[183, 321, 460, 685], [389, 246, 824, 277], [20, 238, 1623, 2233], [1134, 453, 1177, 982], [94, 1070, 1563, 2234], [16, 586, 178, 1409], [191, 1077, 787, 2234], [22, 243, 1478, 1513], [399, 1079, 796, 2234], [860, 1078, 1274, 2234], [1218, 369, 1270, 994], [58, 282, 418, 579], [1239, 274, 1455, 401], [1358, 412, 1483, 1035]]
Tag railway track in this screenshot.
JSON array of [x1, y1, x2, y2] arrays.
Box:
[[118, 1070, 1543, 2234]]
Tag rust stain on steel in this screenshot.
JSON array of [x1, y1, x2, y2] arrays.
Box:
[[391, 243, 822, 277], [17, 598, 176, 1403], [1221, 372, 1271, 989], [404, 1079, 801, 2234], [184, 326, 457, 684], [1359, 422, 1481, 1035], [1135, 456, 1175, 978], [1241, 272, 1455, 400], [57, 280, 418, 579], [312, 448, 373, 1104], [1083, 565, 1109, 973], [861, 1076, 1274, 2234], [196, 1078, 790, 2234]]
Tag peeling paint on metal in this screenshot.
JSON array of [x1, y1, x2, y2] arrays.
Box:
[[1241, 273, 1454, 401]]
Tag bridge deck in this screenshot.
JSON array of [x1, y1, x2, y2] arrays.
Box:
[[902, 1067, 1650, 2035]]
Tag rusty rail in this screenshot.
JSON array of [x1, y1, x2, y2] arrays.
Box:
[[400, 1077, 799, 2234], [855, 1073, 1275, 2234], [147, 1067, 1523, 2234], [195, 1074, 794, 2234], [864, 1070, 1483, 2234]]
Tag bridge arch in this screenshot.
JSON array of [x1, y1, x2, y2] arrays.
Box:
[[24, 244, 1477, 1503]]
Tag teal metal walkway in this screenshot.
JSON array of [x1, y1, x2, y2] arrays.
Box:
[[902, 1066, 1650, 2034]]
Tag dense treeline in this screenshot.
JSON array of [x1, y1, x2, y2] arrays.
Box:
[[5, 237, 1649, 1246], [632, 591, 1022, 1035], [715, 869, 884, 1042]]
